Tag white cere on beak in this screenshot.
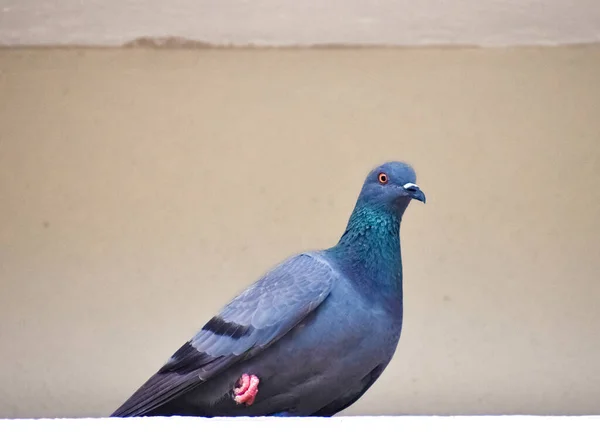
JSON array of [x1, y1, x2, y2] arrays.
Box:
[[403, 183, 419, 190]]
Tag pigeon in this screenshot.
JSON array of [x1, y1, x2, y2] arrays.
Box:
[[111, 161, 426, 418]]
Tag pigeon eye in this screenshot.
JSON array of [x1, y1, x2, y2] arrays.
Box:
[[378, 172, 389, 185]]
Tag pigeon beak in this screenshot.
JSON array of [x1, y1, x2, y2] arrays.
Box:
[[403, 183, 426, 204]]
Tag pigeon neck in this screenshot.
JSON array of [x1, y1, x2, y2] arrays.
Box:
[[333, 202, 403, 289]]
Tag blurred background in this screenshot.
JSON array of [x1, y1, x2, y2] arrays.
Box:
[[1, 0, 599, 419]]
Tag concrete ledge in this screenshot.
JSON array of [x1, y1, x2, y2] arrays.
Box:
[[1, 1, 600, 47], [1, 416, 600, 438]]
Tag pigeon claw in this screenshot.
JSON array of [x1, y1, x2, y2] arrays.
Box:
[[233, 373, 260, 406]]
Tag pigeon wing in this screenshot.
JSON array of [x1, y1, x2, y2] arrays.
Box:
[[111, 253, 335, 417]]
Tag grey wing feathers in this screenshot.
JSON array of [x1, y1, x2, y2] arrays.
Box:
[[111, 253, 336, 417]]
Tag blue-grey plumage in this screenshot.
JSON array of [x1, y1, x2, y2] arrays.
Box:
[[111, 161, 426, 417]]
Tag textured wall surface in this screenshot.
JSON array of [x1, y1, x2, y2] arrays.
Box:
[[0, 46, 599, 419], [1, 0, 600, 47]]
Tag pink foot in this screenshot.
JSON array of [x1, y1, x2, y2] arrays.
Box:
[[233, 373, 260, 406]]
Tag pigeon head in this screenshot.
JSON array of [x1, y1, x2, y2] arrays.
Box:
[[357, 161, 426, 215], [332, 161, 425, 285]]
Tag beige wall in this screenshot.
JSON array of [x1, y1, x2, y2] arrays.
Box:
[[1, 46, 599, 419]]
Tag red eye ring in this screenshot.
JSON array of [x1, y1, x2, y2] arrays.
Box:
[[378, 172, 388, 185]]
